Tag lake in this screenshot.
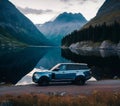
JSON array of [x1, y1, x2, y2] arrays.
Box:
[[0, 47, 120, 85]]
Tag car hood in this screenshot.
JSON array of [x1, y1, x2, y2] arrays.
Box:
[[34, 68, 51, 72]]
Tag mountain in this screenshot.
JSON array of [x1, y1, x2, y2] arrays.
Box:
[[36, 12, 87, 45], [62, 0, 120, 47], [84, 0, 120, 28], [0, 0, 51, 47]]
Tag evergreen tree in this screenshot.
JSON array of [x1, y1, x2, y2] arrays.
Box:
[[62, 21, 120, 46]]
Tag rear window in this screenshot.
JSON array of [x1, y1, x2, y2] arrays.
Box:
[[66, 64, 89, 70]]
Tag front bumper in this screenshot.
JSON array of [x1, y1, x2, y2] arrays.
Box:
[[32, 73, 40, 83]]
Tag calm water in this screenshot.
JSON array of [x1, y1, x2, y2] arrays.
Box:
[[0, 47, 120, 85], [62, 48, 120, 80]]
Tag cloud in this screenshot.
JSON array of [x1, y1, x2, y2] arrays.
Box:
[[60, 0, 98, 5], [79, 0, 98, 4], [60, 0, 71, 2], [60, 0, 74, 6], [17, 7, 54, 15]]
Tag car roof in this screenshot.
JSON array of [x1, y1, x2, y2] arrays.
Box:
[[57, 63, 87, 66]]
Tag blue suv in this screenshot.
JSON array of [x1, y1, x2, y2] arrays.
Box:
[[32, 63, 91, 86]]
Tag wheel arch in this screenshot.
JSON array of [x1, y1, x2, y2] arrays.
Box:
[[39, 75, 50, 81], [74, 75, 86, 85], [75, 75, 85, 80]]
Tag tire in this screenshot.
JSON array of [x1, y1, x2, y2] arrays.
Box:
[[38, 76, 49, 86], [75, 76, 85, 85]]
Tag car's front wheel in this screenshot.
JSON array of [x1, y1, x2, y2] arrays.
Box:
[[75, 76, 85, 85], [38, 76, 49, 86]]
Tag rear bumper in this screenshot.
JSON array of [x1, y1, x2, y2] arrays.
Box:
[[84, 71, 92, 80], [85, 76, 91, 80]]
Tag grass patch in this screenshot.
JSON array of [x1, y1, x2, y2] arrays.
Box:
[[0, 91, 120, 106]]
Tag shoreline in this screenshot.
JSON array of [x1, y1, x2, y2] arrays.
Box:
[[62, 40, 120, 51]]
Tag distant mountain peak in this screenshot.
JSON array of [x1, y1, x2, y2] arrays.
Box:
[[54, 12, 87, 23]]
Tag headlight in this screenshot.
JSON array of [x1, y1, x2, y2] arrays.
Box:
[[34, 73, 40, 79]]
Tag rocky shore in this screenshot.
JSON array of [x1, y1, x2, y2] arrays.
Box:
[[69, 40, 120, 50]]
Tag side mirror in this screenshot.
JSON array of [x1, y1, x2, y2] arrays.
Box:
[[53, 68, 60, 71]]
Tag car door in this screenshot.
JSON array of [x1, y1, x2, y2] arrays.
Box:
[[53, 64, 67, 79], [53, 64, 75, 79], [64, 64, 76, 79]]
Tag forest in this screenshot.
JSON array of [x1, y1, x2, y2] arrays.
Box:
[[62, 21, 120, 46]]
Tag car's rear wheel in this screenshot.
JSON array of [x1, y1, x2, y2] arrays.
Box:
[[75, 76, 85, 85], [38, 76, 49, 86]]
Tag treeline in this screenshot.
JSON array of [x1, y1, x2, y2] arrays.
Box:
[[62, 21, 120, 46]]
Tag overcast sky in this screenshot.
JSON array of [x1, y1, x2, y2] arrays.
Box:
[[10, 0, 105, 24]]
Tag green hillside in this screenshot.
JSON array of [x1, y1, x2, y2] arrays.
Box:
[[0, 27, 26, 47], [0, 0, 51, 47], [84, 10, 120, 29]]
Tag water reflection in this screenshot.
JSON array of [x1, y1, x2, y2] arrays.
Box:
[[35, 48, 71, 69], [100, 49, 119, 57], [0, 47, 49, 84], [16, 48, 71, 85], [62, 48, 120, 80], [1, 47, 120, 85], [70, 48, 120, 58]]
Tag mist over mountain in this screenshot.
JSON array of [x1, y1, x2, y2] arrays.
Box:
[[0, 0, 51, 47], [36, 12, 87, 45]]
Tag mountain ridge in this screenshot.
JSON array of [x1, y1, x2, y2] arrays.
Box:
[[0, 0, 51, 46], [37, 12, 87, 45], [97, 0, 120, 16], [54, 12, 87, 23], [83, 0, 120, 28], [62, 0, 120, 48]]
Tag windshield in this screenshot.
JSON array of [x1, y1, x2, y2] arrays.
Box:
[[50, 64, 61, 71]]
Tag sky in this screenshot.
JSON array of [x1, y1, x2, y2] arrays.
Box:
[[10, 0, 105, 24]]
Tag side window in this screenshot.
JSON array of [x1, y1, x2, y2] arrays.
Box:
[[59, 65, 66, 71], [79, 65, 89, 69], [66, 65, 87, 70], [66, 65, 78, 70], [66, 65, 72, 70]]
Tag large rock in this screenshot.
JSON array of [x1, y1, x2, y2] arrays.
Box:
[[99, 40, 117, 50], [69, 41, 100, 51], [117, 42, 120, 50], [69, 40, 120, 50]]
